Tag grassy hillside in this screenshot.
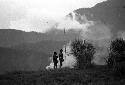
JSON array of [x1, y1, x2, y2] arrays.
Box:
[[0, 67, 125, 85], [0, 39, 67, 74], [0, 47, 50, 74], [0, 29, 78, 47], [11, 40, 66, 54]]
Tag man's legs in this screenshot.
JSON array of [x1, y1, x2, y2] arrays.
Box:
[[54, 62, 58, 69], [54, 64, 55, 69], [54, 62, 56, 69], [55, 64, 57, 68], [60, 61, 62, 68]]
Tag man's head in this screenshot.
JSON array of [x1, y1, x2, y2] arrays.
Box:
[[54, 52, 57, 55], [60, 49, 63, 53]]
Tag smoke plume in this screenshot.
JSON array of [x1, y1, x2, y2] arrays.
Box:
[[46, 43, 76, 69], [46, 12, 113, 69], [81, 22, 112, 65]]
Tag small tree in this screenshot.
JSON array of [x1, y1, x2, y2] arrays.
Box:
[[110, 38, 125, 53], [71, 39, 95, 69], [108, 38, 125, 75]]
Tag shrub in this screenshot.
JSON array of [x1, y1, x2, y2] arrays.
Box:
[[108, 38, 125, 75], [71, 39, 95, 69]]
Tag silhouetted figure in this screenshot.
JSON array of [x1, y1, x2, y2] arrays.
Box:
[[59, 49, 64, 68], [53, 52, 58, 69]]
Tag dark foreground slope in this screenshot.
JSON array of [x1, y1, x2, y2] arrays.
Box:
[[0, 67, 125, 85]]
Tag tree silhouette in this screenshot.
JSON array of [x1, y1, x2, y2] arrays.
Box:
[[71, 39, 95, 69], [108, 38, 125, 75]]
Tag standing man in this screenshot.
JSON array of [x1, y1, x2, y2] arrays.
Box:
[[59, 49, 64, 68], [53, 52, 58, 69]]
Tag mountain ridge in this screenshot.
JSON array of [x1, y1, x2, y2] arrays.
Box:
[[0, 29, 79, 47], [75, 0, 125, 34]]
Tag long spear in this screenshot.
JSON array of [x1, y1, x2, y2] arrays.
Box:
[[64, 28, 66, 59]]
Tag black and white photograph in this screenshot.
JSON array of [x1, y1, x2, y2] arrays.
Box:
[[0, 0, 125, 85]]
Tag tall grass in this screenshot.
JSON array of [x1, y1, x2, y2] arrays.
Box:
[[0, 67, 124, 85]]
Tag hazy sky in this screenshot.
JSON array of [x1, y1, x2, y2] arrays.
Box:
[[0, 0, 107, 32]]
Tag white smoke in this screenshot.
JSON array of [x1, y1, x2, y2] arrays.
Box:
[[46, 43, 76, 69], [7, 0, 107, 32], [57, 12, 94, 31], [80, 22, 112, 65], [46, 12, 94, 69], [81, 23, 112, 40], [117, 31, 125, 40], [46, 12, 113, 69]]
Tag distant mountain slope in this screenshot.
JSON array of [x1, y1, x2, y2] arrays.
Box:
[[0, 29, 43, 47], [0, 29, 78, 73], [75, 0, 125, 34], [0, 29, 78, 47], [11, 40, 66, 55], [0, 40, 67, 74]]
